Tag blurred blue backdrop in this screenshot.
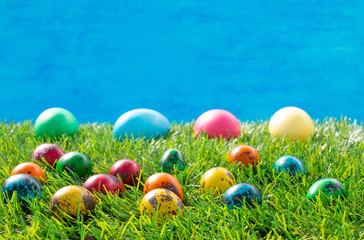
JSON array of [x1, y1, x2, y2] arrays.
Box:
[[0, 0, 363, 123]]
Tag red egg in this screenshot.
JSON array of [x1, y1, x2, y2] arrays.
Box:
[[110, 159, 142, 187], [31, 143, 65, 167], [83, 174, 125, 196]]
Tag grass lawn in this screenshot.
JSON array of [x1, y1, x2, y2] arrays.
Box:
[[0, 118, 363, 239]]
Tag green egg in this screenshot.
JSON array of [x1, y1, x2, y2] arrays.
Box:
[[307, 178, 347, 202], [159, 149, 186, 174], [34, 108, 79, 138], [56, 152, 92, 178]]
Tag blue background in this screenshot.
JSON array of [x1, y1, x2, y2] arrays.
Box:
[[0, 0, 363, 123]]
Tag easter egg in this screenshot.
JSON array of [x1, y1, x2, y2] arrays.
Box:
[[159, 149, 186, 174], [200, 167, 236, 197], [144, 173, 184, 201], [50, 186, 97, 218], [229, 145, 259, 168], [307, 178, 347, 202], [113, 109, 170, 140], [10, 162, 46, 184], [109, 159, 142, 187], [31, 143, 65, 167], [1, 174, 42, 203], [273, 155, 306, 176], [83, 174, 125, 196], [34, 108, 79, 138], [194, 109, 241, 139], [222, 183, 262, 209], [269, 107, 314, 141], [140, 189, 184, 218], [56, 152, 92, 178]]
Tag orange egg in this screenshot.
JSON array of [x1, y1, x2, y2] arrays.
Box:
[[143, 173, 184, 201], [11, 162, 46, 184], [229, 145, 259, 167]]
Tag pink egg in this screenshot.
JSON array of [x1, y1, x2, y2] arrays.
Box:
[[193, 109, 241, 139]]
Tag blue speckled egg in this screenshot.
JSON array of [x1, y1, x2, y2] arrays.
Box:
[[113, 109, 170, 140], [1, 174, 43, 203], [222, 183, 262, 209], [273, 155, 306, 176]]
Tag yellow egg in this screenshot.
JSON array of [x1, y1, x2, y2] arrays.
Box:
[[50, 186, 98, 218], [200, 167, 236, 197], [269, 107, 314, 141], [140, 189, 184, 218]]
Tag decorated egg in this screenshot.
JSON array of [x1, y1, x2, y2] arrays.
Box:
[[200, 167, 236, 197], [50, 186, 97, 218], [109, 159, 142, 187], [269, 107, 314, 141], [113, 109, 170, 140], [10, 162, 46, 184], [222, 183, 262, 209], [83, 174, 125, 196], [31, 143, 65, 167], [144, 173, 184, 201], [159, 149, 186, 174], [140, 189, 184, 218], [56, 152, 92, 178], [34, 107, 79, 138], [307, 178, 347, 202], [2, 174, 42, 203], [229, 145, 259, 167], [273, 155, 306, 176], [194, 109, 241, 139]]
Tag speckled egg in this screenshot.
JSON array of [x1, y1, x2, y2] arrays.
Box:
[[144, 173, 184, 201], [307, 178, 347, 202], [1, 174, 42, 204], [56, 152, 92, 178], [159, 149, 186, 174], [273, 155, 306, 176], [83, 174, 125, 196], [140, 189, 184, 218], [31, 143, 65, 167], [222, 183, 262, 209], [109, 159, 142, 187], [113, 109, 170, 140], [50, 185, 97, 218], [200, 167, 236, 197], [229, 145, 259, 168], [34, 107, 79, 138], [10, 162, 46, 184]]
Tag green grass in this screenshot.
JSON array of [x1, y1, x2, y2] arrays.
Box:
[[1, 118, 364, 239]]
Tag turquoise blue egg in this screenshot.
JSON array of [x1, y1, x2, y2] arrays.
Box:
[[273, 155, 306, 176], [1, 174, 43, 204], [222, 183, 262, 209], [113, 109, 170, 140]]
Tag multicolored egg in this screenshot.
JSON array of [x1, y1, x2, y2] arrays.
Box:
[[10, 162, 46, 184], [307, 178, 347, 202], [109, 159, 142, 187], [31, 143, 65, 167], [194, 109, 241, 139], [200, 167, 236, 197], [273, 155, 306, 176], [222, 183, 262, 209], [1, 174, 42, 203], [229, 145, 259, 167], [83, 174, 125, 196], [56, 152, 92, 178], [140, 189, 184, 218], [34, 107, 79, 138], [159, 149, 186, 174], [113, 109, 170, 140], [50, 186, 97, 218], [144, 173, 184, 201]]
